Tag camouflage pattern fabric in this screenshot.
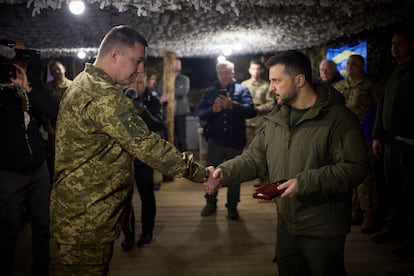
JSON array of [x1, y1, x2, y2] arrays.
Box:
[[47, 78, 73, 104], [241, 78, 274, 128], [58, 242, 113, 275], [334, 77, 380, 220], [51, 63, 207, 246], [334, 77, 380, 123], [241, 78, 274, 146]]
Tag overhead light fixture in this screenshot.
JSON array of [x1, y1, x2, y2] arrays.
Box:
[[69, 0, 85, 15], [223, 48, 232, 56], [217, 55, 226, 63], [77, 50, 86, 59]]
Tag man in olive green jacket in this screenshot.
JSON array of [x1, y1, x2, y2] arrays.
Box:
[[204, 50, 368, 276], [51, 26, 210, 275]]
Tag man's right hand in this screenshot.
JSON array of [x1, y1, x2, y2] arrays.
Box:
[[212, 97, 223, 113], [203, 166, 222, 194]]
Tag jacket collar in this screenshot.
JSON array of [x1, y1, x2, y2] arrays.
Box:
[[264, 83, 345, 126]]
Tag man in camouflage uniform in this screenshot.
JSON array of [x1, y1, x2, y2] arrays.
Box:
[[334, 54, 380, 233], [44, 61, 72, 180], [47, 61, 73, 104], [319, 59, 344, 85], [241, 59, 274, 187], [50, 25, 210, 275], [241, 59, 274, 147]]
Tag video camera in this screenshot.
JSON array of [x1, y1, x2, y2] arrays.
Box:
[[0, 39, 40, 83], [124, 87, 151, 109]]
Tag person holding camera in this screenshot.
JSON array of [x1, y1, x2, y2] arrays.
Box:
[[0, 45, 51, 275], [197, 60, 256, 220], [121, 72, 166, 250]]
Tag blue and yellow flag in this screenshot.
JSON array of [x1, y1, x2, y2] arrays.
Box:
[[326, 40, 367, 77]]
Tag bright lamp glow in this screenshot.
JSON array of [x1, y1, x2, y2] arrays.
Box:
[[77, 50, 86, 59], [217, 55, 226, 63], [69, 0, 85, 15], [223, 48, 232, 56]]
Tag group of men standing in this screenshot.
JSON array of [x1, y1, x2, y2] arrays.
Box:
[[319, 29, 414, 260], [1, 24, 413, 276]]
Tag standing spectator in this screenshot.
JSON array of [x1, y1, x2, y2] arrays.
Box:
[[241, 59, 274, 146], [371, 28, 414, 259], [319, 59, 343, 85], [198, 60, 256, 220], [45, 60, 72, 179], [121, 72, 166, 251], [47, 60, 72, 104], [334, 54, 381, 234], [147, 72, 159, 94], [50, 25, 211, 275], [203, 50, 368, 276], [0, 47, 51, 276], [242, 59, 275, 187], [159, 59, 190, 152]]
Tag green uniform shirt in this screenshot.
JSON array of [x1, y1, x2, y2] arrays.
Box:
[[47, 78, 73, 104], [51, 63, 206, 245], [334, 76, 379, 123], [241, 78, 274, 128]]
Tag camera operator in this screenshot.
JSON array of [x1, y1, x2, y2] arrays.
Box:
[[121, 72, 167, 250], [0, 43, 51, 275]]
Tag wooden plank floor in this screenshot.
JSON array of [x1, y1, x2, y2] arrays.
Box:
[[13, 175, 414, 275]]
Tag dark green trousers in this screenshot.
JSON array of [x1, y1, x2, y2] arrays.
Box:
[[274, 225, 347, 276]]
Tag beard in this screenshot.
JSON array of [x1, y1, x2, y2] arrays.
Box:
[[276, 87, 297, 106]]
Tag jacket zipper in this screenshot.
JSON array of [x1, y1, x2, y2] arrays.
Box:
[[25, 132, 33, 155]]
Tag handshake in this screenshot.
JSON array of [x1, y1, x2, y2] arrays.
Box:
[[202, 166, 292, 199], [202, 166, 222, 194]]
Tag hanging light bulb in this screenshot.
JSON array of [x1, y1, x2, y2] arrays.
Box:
[[77, 50, 86, 59], [69, 0, 85, 15], [217, 55, 226, 63]]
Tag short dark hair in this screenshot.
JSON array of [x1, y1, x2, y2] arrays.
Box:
[[98, 25, 148, 58], [266, 50, 313, 83], [250, 58, 263, 67], [348, 54, 365, 65], [48, 60, 64, 72]]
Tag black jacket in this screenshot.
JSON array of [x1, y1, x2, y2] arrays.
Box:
[[0, 84, 45, 171], [138, 87, 166, 134]]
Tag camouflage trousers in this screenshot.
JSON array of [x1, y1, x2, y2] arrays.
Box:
[[352, 142, 378, 218], [57, 242, 114, 276]]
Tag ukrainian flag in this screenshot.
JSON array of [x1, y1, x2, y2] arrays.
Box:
[[326, 40, 367, 77]]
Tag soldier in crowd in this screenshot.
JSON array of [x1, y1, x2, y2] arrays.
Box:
[[319, 59, 343, 85], [44, 60, 72, 179], [46, 60, 72, 104], [50, 25, 214, 275], [241, 59, 275, 187], [241, 59, 274, 147], [334, 54, 381, 234]]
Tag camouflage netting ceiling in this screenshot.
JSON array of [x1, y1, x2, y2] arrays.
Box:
[[0, 0, 413, 58]]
